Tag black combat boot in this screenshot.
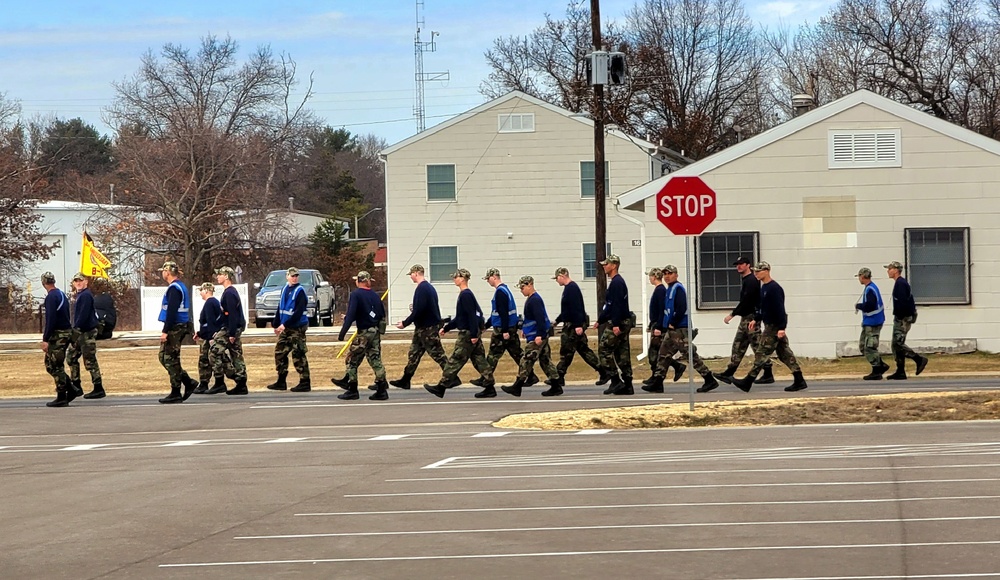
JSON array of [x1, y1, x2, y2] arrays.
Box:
[[181, 373, 199, 401], [227, 377, 249, 396], [424, 379, 448, 399], [389, 372, 413, 390], [470, 376, 486, 387], [193, 380, 209, 394], [541, 376, 564, 397], [474, 380, 498, 398], [206, 376, 227, 394], [369, 379, 389, 401], [603, 374, 623, 395], [337, 380, 360, 400], [71, 379, 84, 398], [525, 372, 540, 387], [671, 361, 687, 382], [863, 361, 890, 381], [715, 365, 737, 384], [83, 379, 106, 400], [46, 388, 69, 408], [914, 354, 929, 375], [696, 372, 720, 393], [444, 376, 463, 389], [785, 371, 808, 392], [641, 375, 664, 393], [65, 380, 80, 404], [595, 369, 612, 386], [330, 373, 350, 389], [290, 377, 311, 392], [731, 369, 760, 393], [267, 373, 288, 391], [756, 365, 775, 385], [158, 387, 183, 404], [885, 355, 907, 380], [500, 377, 525, 398], [610, 377, 634, 396]]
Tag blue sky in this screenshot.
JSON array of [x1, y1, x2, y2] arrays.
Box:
[[1, 0, 833, 146]]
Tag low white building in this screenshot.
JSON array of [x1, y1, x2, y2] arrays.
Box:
[[616, 89, 999, 358]]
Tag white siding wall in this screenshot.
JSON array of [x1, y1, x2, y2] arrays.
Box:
[[386, 99, 654, 322], [637, 103, 1000, 358]]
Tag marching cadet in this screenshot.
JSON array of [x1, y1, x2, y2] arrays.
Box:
[[424, 268, 495, 398], [41, 272, 76, 407], [480, 268, 537, 387], [884, 261, 929, 380], [856, 267, 889, 380], [214, 266, 248, 395], [501, 276, 562, 397], [641, 268, 685, 387], [389, 264, 449, 389], [67, 272, 105, 399], [715, 257, 774, 385], [156, 261, 199, 404], [193, 282, 225, 394], [333, 271, 389, 400], [592, 254, 635, 395], [552, 267, 603, 384], [267, 267, 311, 393]]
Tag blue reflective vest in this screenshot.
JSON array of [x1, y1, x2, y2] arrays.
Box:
[[860, 282, 885, 326], [490, 284, 518, 328], [662, 282, 689, 329], [279, 284, 309, 327], [157, 281, 191, 324]]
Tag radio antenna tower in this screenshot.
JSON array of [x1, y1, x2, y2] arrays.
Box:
[[414, 0, 449, 133]]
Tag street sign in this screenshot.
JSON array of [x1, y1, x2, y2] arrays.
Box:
[[656, 176, 717, 235]]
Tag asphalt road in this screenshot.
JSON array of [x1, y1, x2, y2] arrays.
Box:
[[2, 378, 1000, 579]]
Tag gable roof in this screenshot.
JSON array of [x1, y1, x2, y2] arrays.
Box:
[[616, 89, 1000, 208], [380, 90, 679, 159]]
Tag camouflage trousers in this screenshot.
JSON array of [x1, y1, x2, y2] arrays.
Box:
[[597, 321, 633, 380], [212, 329, 246, 381], [729, 316, 770, 370], [486, 327, 523, 371], [443, 330, 493, 382], [654, 329, 710, 378], [647, 331, 683, 373], [859, 325, 884, 366], [555, 325, 601, 376], [346, 327, 386, 382], [67, 328, 102, 384], [159, 323, 193, 389], [891, 315, 918, 360], [275, 325, 310, 379], [403, 325, 448, 376], [750, 325, 801, 374], [517, 338, 559, 382], [197, 338, 226, 383], [45, 329, 73, 391]]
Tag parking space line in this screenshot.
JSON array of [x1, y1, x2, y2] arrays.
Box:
[[296, 495, 1000, 517], [265, 438, 307, 444], [162, 440, 210, 447], [344, 478, 1000, 498], [60, 444, 109, 451], [472, 432, 510, 438], [250, 398, 667, 409], [369, 435, 412, 441], [576, 429, 612, 435], [159, 540, 1000, 568]]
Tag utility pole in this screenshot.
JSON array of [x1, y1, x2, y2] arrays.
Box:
[[591, 0, 608, 308]]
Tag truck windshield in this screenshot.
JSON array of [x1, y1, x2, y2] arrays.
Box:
[[263, 272, 286, 287]]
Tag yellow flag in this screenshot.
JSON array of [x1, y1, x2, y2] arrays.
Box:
[[81, 232, 112, 278]]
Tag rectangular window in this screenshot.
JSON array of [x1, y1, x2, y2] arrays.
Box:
[[905, 228, 970, 305], [498, 113, 535, 133], [828, 129, 901, 168], [580, 161, 610, 198], [695, 232, 759, 309], [426, 164, 456, 201], [582, 242, 613, 279], [428, 246, 459, 283]]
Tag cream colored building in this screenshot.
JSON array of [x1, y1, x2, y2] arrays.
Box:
[[382, 91, 686, 323], [617, 89, 998, 359]]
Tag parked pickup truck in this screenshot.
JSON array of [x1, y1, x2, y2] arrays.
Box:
[[254, 269, 335, 328]]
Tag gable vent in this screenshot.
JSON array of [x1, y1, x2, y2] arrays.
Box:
[[829, 129, 901, 168]]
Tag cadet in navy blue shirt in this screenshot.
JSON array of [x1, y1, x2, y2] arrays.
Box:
[[883, 260, 928, 379], [334, 271, 389, 400], [732, 262, 807, 393], [67, 272, 105, 399], [552, 267, 601, 382], [214, 266, 248, 395], [40, 271, 75, 407], [391, 264, 448, 389], [642, 268, 685, 386], [425, 268, 495, 398], [193, 282, 224, 394], [716, 256, 773, 385], [593, 254, 634, 395], [501, 276, 562, 397]]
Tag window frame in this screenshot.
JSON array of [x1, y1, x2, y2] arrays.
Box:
[[694, 231, 760, 310], [582, 242, 613, 280], [498, 113, 535, 133], [580, 161, 611, 199], [904, 227, 971, 305], [426, 164, 457, 202], [427, 245, 459, 284]]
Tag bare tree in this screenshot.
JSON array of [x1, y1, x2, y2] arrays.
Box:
[[102, 35, 317, 283]]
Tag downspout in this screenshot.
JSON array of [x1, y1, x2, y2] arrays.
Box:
[[613, 197, 648, 360]]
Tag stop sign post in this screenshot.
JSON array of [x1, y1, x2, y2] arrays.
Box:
[[656, 176, 717, 235]]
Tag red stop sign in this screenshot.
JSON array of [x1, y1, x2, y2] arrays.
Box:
[[656, 176, 717, 235]]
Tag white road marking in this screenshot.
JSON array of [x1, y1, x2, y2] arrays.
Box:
[[60, 444, 109, 451], [235, 514, 1000, 540], [162, 440, 210, 447], [422, 457, 458, 469], [159, 540, 1000, 568], [369, 434, 411, 441], [250, 398, 667, 409], [727, 575, 1000, 579], [296, 495, 1000, 517], [472, 432, 510, 438], [576, 429, 612, 435], [265, 438, 306, 444], [344, 477, 1000, 498]]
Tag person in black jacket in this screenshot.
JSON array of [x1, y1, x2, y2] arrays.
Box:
[[40, 272, 75, 407], [213, 266, 248, 395], [424, 269, 495, 398], [67, 272, 105, 399], [884, 261, 929, 380], [390, 264, 448, 389], [552, 267, 602, 383], [716, 257, 774, 385], [193, 282, 225, 395], [593, 254, 635, 395], [333, 271, 388, 400]]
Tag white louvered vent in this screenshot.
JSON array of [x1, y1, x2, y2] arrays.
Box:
[[829, 129, 901, 168], [498, 113, 535, 133]]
